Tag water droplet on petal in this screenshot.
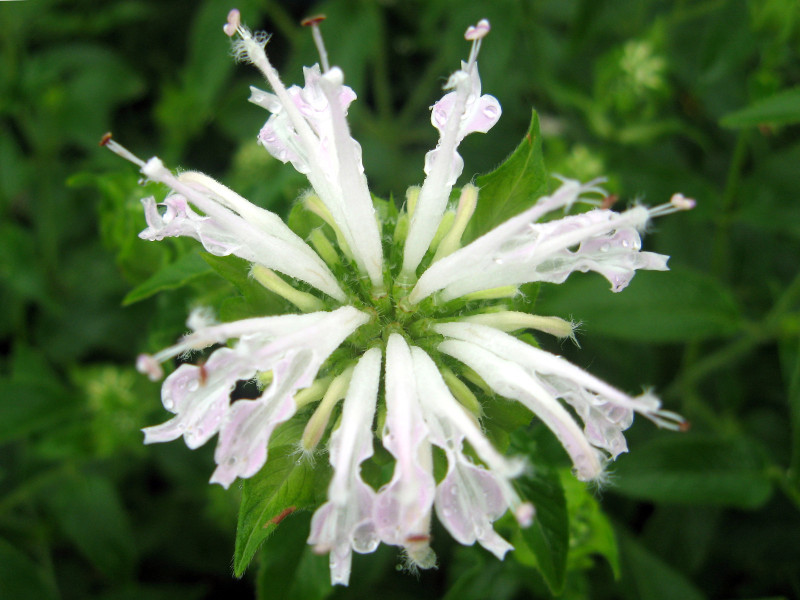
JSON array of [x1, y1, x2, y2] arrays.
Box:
[[600, 243, 610, 252], [483, 105, 499, 119]]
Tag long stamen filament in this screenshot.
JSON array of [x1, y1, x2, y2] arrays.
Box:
[[302, 15, 330, 73]]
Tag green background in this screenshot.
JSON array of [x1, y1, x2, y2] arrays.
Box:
[[1, 0, 799, 598]]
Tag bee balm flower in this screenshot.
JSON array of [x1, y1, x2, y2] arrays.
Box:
[[106, 9, 693, 586]]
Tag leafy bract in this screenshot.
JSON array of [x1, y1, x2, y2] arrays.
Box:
[[123, 252, 213, 305], [464, 110, 547, 242]]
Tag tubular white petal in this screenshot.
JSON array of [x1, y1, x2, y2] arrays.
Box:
[[141, 307, 370, 488], [248, 56, 384, 288], [403, 59, 501, 277], [308, 347, 382, 586], [410, 346, 520, 555], [437, 321, 683, 472], [375, 335, 436, 550], [140, 158, 346, 301], [409, 179, 670, 303], [437, 336, 605, 481]]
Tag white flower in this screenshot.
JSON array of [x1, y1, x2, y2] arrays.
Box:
[[106, 9, 693, 587]]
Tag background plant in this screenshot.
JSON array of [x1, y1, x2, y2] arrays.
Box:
[[1, 0, 799, 598]]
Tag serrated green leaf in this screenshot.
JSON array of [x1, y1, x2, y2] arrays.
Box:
[[534, 267, 743, 342], [721, 87, 800, 128], [617, 532, 706, 600], [44, 474, 137, 578], [611, 434, 773, 509], [513, 468, 569, 594], [256, 512, 332, 600], [560, 472, 620, 578], [234, 446, 324, 577], [465, 110, 547, 242], [0, 537, 57, 600], [122, 252, 212, 305]]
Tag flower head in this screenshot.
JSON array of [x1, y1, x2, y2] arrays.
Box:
[[106, 9, 693, 586]]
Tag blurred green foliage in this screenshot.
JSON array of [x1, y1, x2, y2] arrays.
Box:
[[1, 0, 799, 598]]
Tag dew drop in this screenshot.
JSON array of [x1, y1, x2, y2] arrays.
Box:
[[163, 399, 174, 410], [493, 257, 504, 265], [600, 243, 610, 252], [483, 105, 499, 119], [228, 456, 237, 466], [188, 380, 199, 392], [622, 240, 629, 248]]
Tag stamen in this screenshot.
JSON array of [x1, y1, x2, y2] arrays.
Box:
[[464, 19, 490, 69], [301, 14, 330, 73], [514, 501, 535, 528], [223, 8, 241, 37], [648, 409, 690, 431], [647, 193, 697, 218], [100, 133, 146, 168], [136, 353, 163, 381]]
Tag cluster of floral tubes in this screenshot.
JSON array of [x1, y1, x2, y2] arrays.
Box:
[[105, 9, 692, 585]]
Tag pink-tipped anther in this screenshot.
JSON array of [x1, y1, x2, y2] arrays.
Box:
[[464, 19, 491, 41], [670, 193, 696, 211], [515, 502, 535, 528], [137, 354, 163, 381], [223, 9, 241, 37]]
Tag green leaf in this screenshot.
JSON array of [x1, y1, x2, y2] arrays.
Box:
[[560, 472, 620, 578], [513, 468, 569, 594], [611, 434, 773, 509], [256, 512, 332, 600], [534, 267, 743, 342], [200, 253, 286, 319], [721, 87, 800, 128], [787, 336, 800, 484], [233, 445, 325, 577], [0, 380, 78, 444], [617, 532, 706, 600], [44, 474, 137, 578], [0, 537, 57, 600], [465, 110, 547, 242], [122, 252, 213, 305]]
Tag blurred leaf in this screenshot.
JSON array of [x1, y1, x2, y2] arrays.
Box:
[[0, 380, 77, 444], [123, 252, 212, 305], [234, 446, 323, 577], [513, 467, 569, 594], [255, 512, 331, 600], [535, 267, 743, 342], [617, 532, 706, 600], [560, 472, 620, 578], [44, 474, 137, 579], [21, 45, 144, 150], [465, 110, 547, 241], [785, 336, 800, 484], [721, 87, 800, 127], [0, 537, 57, 600], [611, 434, 773, 509]]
